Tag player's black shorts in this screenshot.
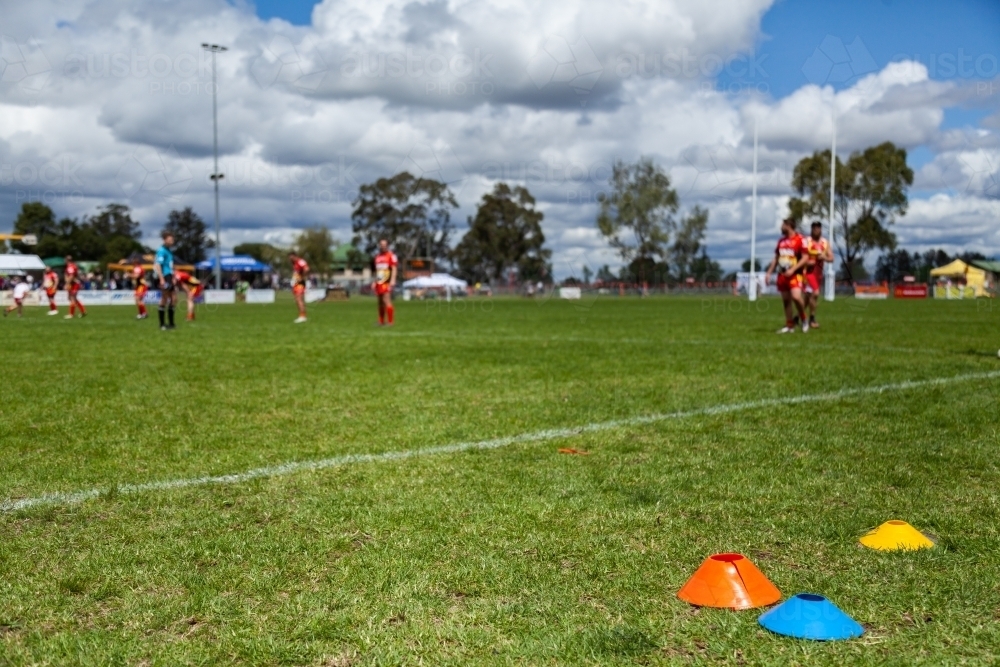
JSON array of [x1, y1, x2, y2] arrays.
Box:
[[161, 276, 175, 291]]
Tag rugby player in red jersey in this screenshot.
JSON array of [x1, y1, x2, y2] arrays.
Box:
[[373, 239, 397, 326], [288, 252, 309, 323], [803, 221, 834, 328], [175, 270, 203, 321], [132, 262, 149, 320], [63, 255, 86, 319], [42, 266, 60, 316], [764, 219, 809, 334]]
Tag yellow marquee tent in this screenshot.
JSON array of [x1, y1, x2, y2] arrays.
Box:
[[929, 259, 988, 297], [972, 260, 1000, 294]]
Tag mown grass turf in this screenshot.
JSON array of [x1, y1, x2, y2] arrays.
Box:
[[1, 294, 999, 665]]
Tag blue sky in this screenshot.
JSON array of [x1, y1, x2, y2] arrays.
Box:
[[739, 0, 1000, 96], [251, 0, 316, 26]]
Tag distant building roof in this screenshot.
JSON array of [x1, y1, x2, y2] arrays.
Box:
[[971, 259, 1000, 274], [332, 243, 367, 271], [332, 243, 355, 261]]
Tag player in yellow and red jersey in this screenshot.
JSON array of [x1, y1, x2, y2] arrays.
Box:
[[373, 239, 397, 326], [42, 266, 60, 316], [288, 252, 309, 323], [804, 221, 834, 329], [175, 270, 203, 321], [132, 262, 149, 320], [765, 218, 809, 334], [63, 255, 86, 319]]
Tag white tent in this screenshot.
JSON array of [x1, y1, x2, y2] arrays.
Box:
[[0, 254, 46, 275], [402, 273, 468, 289]]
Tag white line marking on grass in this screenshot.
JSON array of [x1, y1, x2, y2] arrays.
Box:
[[3, 370, 999, 513]]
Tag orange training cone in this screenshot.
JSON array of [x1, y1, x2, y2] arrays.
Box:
[[677, 553, 781, 610]]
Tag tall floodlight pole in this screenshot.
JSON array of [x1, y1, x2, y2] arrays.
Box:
[[202, 43, 227, 290], [825, 114, 837, 302], [749, 117, 759, 301]]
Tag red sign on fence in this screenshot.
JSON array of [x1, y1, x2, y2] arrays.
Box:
[[893, 284, 928, 299]]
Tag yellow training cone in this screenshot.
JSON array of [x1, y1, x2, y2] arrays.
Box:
[[859, 520, 934, 551]]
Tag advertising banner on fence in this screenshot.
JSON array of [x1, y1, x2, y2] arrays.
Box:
[[894, 284, 928, 299], [109, 290, 137, 305], [2, 290, 228, 306], [854, 284, 889, 299], [0, 290, 44, 307], [933, 284, 975, 299], [304, 288, 326, 303], [144, 290, 213, 304], [735, 272, 774, 296], [2, 290, 139, 306], [204, 290, 236, 304], [75, 290, 113, 306], [245, 289, 276, 304]]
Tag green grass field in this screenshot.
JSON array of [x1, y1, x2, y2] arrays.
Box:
[[1, 294, 999, 665]]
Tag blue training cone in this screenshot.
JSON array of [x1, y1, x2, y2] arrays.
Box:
[[758, 593, 864, 641]]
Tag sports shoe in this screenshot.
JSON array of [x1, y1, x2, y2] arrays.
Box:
[[64, 314, 74, 319], [136, 313, 147, 320], [801, 318, 810, 333], [777, 326, 794, 334], [810, 320, 820, 329], [47, 309, 59, 316], [294, 316, 307, 324], [161, 325, 168, 331]]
